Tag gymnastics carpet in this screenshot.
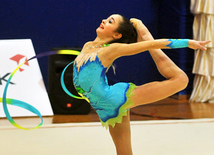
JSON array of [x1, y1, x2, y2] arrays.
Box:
[[0, 119, 214, 155]]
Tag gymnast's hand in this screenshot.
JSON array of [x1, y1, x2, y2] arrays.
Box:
[[130, 18, 153, 42], [188, 40, 211, 51]]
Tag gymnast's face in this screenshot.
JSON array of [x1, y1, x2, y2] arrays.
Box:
[[96, 14, 122, 40]]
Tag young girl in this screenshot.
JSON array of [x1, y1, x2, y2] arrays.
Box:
[[73, 14, 210, 155]]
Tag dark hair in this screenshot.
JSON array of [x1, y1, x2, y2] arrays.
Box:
[[108, 15, 137, 44]]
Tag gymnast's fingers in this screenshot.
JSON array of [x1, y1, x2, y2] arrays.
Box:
[[201, 40, 211, 46], [200, 40, 211, 51]]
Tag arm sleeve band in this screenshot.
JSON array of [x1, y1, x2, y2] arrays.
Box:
[[166, 39, 189, 49]]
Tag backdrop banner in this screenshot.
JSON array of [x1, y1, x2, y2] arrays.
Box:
[[0, 39, 53, 117]]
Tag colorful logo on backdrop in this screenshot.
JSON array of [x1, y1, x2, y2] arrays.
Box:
[[0, 54, 29, 85], [10, 54, 29, 72]]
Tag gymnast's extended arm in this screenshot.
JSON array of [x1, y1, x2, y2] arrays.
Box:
[[108, 38, 210, 59]]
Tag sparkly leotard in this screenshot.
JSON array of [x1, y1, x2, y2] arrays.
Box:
[[72, 39, 189, 128], [73, 52, 136, 128]]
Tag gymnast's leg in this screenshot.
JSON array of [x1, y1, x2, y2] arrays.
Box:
[[130, 48, 189, 108], [109, 111, 133, 155]]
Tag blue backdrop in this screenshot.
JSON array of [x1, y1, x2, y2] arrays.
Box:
[[0, 0, 194, 95]]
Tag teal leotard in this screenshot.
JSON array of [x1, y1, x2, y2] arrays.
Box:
[[72, 39, 189, 128], [73, 55, 136, 128]]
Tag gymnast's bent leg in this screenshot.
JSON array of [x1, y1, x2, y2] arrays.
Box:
[[130, 48, 189, 108]]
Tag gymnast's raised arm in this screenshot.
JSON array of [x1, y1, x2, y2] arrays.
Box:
[[106, 39, 210, 60]]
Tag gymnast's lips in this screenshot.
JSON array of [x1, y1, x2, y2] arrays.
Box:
[[99, 24, 104, 29]]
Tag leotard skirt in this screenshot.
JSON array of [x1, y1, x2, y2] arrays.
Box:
[[73, 55, 137, 128]]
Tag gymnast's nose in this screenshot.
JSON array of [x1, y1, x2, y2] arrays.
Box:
[[102, 19, 107, 24]]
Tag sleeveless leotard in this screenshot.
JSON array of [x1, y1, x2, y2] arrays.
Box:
[[73, 52, 136, 128]]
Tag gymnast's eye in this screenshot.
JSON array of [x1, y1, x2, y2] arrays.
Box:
[[109, 19, 113, 24]]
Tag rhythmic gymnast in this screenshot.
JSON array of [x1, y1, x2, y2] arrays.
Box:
[[73, 14, 210, 155]]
